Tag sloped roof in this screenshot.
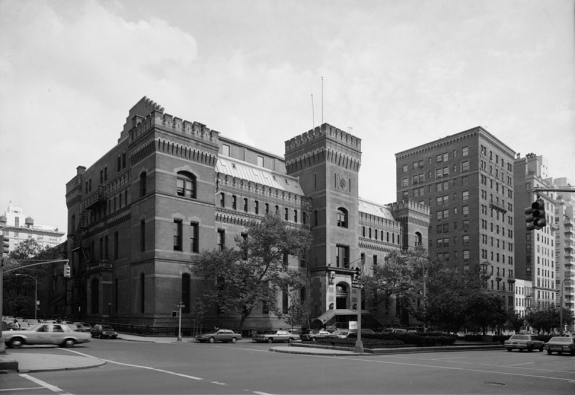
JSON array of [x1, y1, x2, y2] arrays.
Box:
[[216, 156, 303, 195], [358, 198, 395, 220]]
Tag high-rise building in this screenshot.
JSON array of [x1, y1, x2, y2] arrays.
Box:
[[513, 154, 557, 309], [0, 202, 65, 252], [552, 177, 574, 331], [514, 278, 533, 318], [396, 126, 516, 308], [64, 97, 429, 331]]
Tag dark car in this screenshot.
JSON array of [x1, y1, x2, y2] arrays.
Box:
[[91, 324, 118, 339], [545, 336, 575, 355], [195, 329, 242, 343]]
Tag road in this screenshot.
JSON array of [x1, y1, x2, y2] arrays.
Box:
[[1, 338, 574, 394]]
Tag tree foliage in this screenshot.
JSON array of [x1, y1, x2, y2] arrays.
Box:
[[195, 214, 312, 331], [526, 305, 574, 333]]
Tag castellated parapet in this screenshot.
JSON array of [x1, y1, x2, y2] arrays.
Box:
[[388, 200, 430, 217], [129, 109, 220, 145], [285, 123, 361, 153]]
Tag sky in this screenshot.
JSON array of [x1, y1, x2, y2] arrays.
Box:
[[1, 0, 573, 233]]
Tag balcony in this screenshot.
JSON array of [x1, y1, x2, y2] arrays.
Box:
[[84, 185, 107, 209]]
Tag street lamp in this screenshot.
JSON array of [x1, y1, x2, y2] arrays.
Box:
[[559, 275, 575, 336], [15, 273, 37, 320]]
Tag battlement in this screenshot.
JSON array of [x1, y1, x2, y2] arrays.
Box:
[[128, 104, 220, 145], [285, 123, 361, 153]]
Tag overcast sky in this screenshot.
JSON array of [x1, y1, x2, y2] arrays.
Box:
[[1, 0, 573, 232]]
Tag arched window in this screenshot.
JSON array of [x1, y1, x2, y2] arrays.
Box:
[[139, 172, 147, 197], [177, 171, 196, 199], [337, 208, 348, 228], [140, 273, 145, 314], [415, 232, 422, 246], [182, 274, 191, 313]]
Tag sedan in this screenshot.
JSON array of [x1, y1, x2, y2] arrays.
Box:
[[545, 336, 575, 355], [195, 329, 242, 343], [91, 324, 118, 339], [252, 330, 300, 343], [301, 329, 332, 341], [4, 323, 91, 348], [504, 334, 545, 352]]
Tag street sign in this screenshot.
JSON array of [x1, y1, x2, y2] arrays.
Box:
[[177, 302, 185, 309]]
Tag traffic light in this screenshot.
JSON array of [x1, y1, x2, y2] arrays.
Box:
[[64, 263, 71, 278], [353, 267, 361, 282], [1, 235, 8, 255], [525, 198, 547, 231]]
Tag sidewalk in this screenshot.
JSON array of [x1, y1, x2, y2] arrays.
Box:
[[0, 352, 106, 373]]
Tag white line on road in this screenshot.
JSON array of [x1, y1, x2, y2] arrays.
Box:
[[210, 381, 227, 385], [20, 374, 73, 395], [0, 387, 44, 392], [507, 362, 535, 367], [253, 392, 275, 395], [214, 345, 269, 352]]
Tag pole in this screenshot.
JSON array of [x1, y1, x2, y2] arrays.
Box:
[[34, 277, 37, 321], [0, 257, 5, 354], [354, 286, 363, 353], [560, 276, 575, 336], [177, 301, 183, 342], [422, 259, 426, 333]]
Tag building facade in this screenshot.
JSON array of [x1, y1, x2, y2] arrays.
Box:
[[395, 126, 516, 308], [513, 154, 557, 309], [0, 203, 65, 251], [64, 97, 429, 332]]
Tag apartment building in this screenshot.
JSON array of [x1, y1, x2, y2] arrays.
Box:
[[395, 126, 516, 308]]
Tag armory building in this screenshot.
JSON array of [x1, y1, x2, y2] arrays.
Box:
[[65, 97, 430, 333]]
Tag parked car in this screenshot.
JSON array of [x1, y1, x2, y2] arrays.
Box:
[[195, 329, 242, 343], [329, 329, 352, 339], [504, 334, 545, 352], [544, 336, 575, 355], [91, 324, 118, 339], [4, 323, 91, 348], [252, 329, 300, 343], [301, 329, 332, 341], [73, 322, 92, 332]]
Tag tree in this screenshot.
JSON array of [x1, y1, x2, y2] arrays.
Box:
[[3, 239, 51, 316], [283, 289, 309, 332], [195, 214, 312, 331], [526, 305, 574, 334], [464, 293, 507, 335], [505, 310, 525, 333]]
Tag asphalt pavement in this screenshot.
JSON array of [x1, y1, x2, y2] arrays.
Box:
[[0, 333, 500, 373]]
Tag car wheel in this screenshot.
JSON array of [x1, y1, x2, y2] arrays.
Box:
[[288, 338, 294, 344], [267, 338, 273, 343], [539, 346, 544, 352], [111, 336, 117, 339], [62, 339, 75, 348], [570, 350, 575, 356], [9, 338, 23, 348], [547, 350, 552, 355], [231, 337, 237, 344], [506, 348, 512, 352], [558, 351, 562, 355], [519, 348, 523, 352], [527, 346, 533, 352], [209, 337, 215, 343]]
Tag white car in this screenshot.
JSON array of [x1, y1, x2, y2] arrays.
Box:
[[4, 323, 91, 348]]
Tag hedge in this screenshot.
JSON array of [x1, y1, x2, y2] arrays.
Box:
[[346, 332, 457, 346]]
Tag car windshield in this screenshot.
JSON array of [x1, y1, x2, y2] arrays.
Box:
[[102, 325, 115, 330]]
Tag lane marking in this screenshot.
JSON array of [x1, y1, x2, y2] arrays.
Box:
[[62, 349, 202, 380], [0, 387, 44, 392], [507, 362, 535, 367], [214, 345, 269, 352], [20, 374, 72, 395], [210, 381, 227, 385], [253, 392, 275, 395]]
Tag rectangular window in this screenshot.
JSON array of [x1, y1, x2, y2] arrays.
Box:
[[232, 195, 237, 210], [463, 205, 469, 216], [285, 207, 289, 220], [462, 146, 469, 156], [243, 198, 248, 212], [294, 209, 298, 223], [173, 220, 183, 251], [257, 155, 264, 167], [114, 231, 119, 260], [117, 156, 121, 172], [122, 153, 126, 169], [255, 200, 259, 214], [463, 250, 469, 261], [436, 154, 443, 163], [266, 203, 270, 214], [402, 177, 408, 187], [104, 235, 109, 259], [402, 164, 408, 172], [336, 245, 350, 268], [190, 222, 199, 253], [462, 191, 469, 201], [140, 220, 145, 252], [220, 193, 225, 207], [222, 144, 230, 156], [217, 229, 225, 251], [462, 161, 469, 172]]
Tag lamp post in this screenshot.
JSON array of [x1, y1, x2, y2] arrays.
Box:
[[559, 275, 575, 336], [421, 257, 427, 333], [177, 301, 185, 342], [15, 273, 37, 321]]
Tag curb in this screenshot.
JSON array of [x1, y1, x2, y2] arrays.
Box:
[[18, 359, 107, 373], [288, 343, 503, 355], [270, 348, 364, 356]]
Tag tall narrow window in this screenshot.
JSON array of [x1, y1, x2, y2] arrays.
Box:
[[190, 222, 199, 253], [294, 209, 298, 223], [182, 274, 191, 314], [140, 219, 146, 252], [257, 155, 264, 167], [114, 278, 118, 314], [265, 203, 269, 214], [243, 198, 248, 212], [255, 200, 259, 214], [336, 245, 350, 268], [140, 273, 145, 313], [282, 288, 289, 314], [176, 171, 196, 199], [219, 193, 225, 207], [314, 210, 318, 226], [174, 219, 183, 251], [114, 232, 119, 260], [104, 235, 109, 259], [285, 207, 289, 220], [232, 195, 237, 210], [217, 229, 225, 251], [139, 172, 147, 197]]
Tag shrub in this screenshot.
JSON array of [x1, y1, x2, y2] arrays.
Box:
[[347, 332, 456, 346]]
